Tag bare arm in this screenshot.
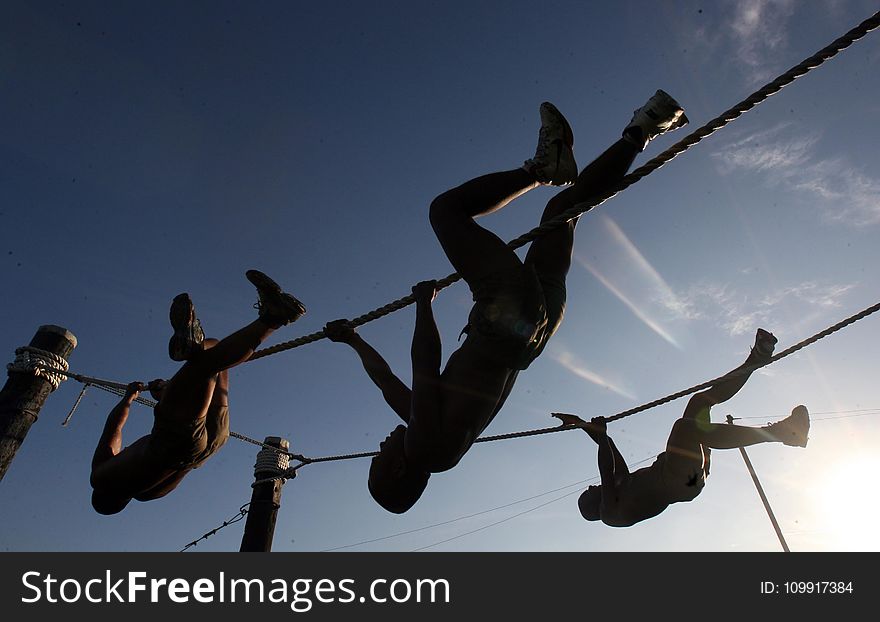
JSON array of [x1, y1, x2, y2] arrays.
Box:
[[553, 414, 629, 486], [588, 417, 629, 488], [91, 382, 142, 473], [408, 280, 442, 428], [325, 320, 412, 423]]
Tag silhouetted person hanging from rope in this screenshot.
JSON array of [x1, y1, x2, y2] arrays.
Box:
[[89, 270, 305, 515], [556, 328, 810, 527], [324, 91, 689, 513]]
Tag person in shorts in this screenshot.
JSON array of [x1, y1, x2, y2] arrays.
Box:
[[559, 328, 811, 527], [89, 270, 305, 514], [324, 91, 690, 513]]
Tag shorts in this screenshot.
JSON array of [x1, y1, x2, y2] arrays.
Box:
[[657, 451, 706, 503], [148, 404, 230, 470], [462, 261, 566, 370]]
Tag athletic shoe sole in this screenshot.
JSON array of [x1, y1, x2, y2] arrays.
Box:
[[246, 269, 306, 325], [168, 293, 204, 361]]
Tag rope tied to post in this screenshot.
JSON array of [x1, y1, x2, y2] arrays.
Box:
[[251, 442, 301, 487], [7, 346, 70, 391]]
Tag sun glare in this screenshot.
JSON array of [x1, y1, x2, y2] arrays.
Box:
[[814, 454, 880, 551]]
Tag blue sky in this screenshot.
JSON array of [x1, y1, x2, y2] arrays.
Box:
[[2, 0, 880, 552]]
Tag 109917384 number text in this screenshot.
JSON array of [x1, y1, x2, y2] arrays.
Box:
[[761, 581, 854, 595]]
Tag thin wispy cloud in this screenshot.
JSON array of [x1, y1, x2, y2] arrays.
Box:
[[550, 349, 637, 401], [657, 280, 855, 336], [578, 258, 680, 349], [673, 0, 799, 86], [712, 123, 880, 226], [792, 159, 880, 226], [714, 122, 817, 175], [575, 218, 683, 350], [574, 212, 856, 342], [729, 0, 795, 83], [601, 216, 681, 306]]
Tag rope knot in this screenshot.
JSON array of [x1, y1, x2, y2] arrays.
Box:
[[7, 346, 70, 391], [254, 444, 290, 477]]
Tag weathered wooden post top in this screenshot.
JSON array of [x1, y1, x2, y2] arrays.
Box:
[[0, 325, 77, 482]]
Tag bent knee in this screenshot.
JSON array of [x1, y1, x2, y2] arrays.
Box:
[[668, 418, 703, 447], [672, 418, 697, 432], [428, 190, 464, 232]]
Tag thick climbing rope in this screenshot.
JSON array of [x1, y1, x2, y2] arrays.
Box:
[[277, 299, 880, 464], [248, 9, 880, 362], [15, 362, 310, 461], [46, 368, 157, 407], [475, 299, 880, 443], [228, 431, 309, 462], [36, 363, 371, 462], [37, 297, 880, 468]]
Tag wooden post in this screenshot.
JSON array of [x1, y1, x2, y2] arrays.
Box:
[[240, 436, 290, 552], [0, 325, 77, 482]]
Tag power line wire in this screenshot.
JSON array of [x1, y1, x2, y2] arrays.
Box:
[[338, 409, 880, 552], [320, 478, 595, 552]]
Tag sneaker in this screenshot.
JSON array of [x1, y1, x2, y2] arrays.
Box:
[[168, 293, 205, 361], [752, 328, 778, 358], [246, 269, 306, 328], [766, 405, 810, 447], [623, 89, 689, 151], [522, 102, 578, 186]]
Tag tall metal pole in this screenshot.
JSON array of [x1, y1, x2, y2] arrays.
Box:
[[0, 325, 77, 481], [726, 415, 790, 552], [240, 436, 291, 552]]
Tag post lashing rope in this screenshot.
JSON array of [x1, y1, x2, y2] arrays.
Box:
[[247, 10, 880, 362], [228, 431, 309, 462], [250, 443, 300, 487], [6, 346, 70, 391]]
